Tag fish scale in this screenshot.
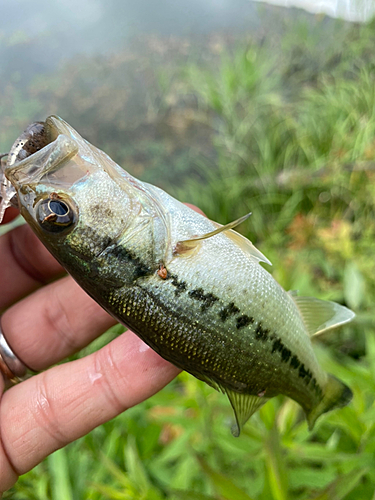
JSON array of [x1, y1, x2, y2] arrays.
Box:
[[4, 116, 355, 434]]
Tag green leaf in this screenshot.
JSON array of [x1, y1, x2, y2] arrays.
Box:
[[171, 491, 218, 500], [344, 263, 365, 310], [264, 427, 288, 500], [91, 483, 128, 499], [310, 467, 369, 500], [48, 448, 73, 500], [170, 455, 198, 490], [365, 329, 375, 381], [124, 436, 150, 492], [289, 466, 336, 489], [99, 453, 131, 487], [198, 457, 256, 500]]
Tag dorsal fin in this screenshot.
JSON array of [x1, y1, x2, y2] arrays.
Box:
[[224, 388, 270, 437], [174, 213, 272, 266], [291, 296, 355, 337]]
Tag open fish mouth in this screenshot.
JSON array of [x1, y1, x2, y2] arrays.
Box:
[[7, 121, 49, 167], [2, 116, 149, 229], [0, 122, 50, 216], [4, 117, 81, 190], [0, 117, 96, 224], [6, 116, 87, 170]]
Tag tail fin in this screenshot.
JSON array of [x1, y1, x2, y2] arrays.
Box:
[[306, 375, 353, 430]]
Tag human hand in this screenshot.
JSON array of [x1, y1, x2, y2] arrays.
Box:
[[0, 203, 204, 493]]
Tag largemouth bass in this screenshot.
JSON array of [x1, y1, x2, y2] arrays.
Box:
[[3, 116, 355, 435]]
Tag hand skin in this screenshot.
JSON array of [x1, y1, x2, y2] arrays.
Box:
[[0, 203, 204, 494]]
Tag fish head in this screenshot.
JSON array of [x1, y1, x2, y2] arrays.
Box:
[[4, 116, 151, 267]]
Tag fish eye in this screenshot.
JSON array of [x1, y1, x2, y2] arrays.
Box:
[[36, 194, 77, 233]]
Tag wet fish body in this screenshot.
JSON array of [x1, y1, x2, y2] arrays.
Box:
[[4, 117, 355, 434]]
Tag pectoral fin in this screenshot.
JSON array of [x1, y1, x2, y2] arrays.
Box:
[[174, 213, 251, 254], [220, 227, 272, 266], [292, 296, 355, 337], [174, 213, 272, 266], [225, 388, 269, 437]]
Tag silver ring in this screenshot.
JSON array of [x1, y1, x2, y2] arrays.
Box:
[[0, 322, 28, 386]]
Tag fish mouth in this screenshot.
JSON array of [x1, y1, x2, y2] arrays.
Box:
[[6, 121, 50, 168], [4, 116, 81, 191]]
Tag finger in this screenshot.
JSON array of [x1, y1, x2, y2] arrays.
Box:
[[0, 224, 64, 310], [184, 203, 206, 216], [0, 331, 181, 490], [1, 276, 117, 371], [1, 207, 19, 225], [0, 374, 18, 492]]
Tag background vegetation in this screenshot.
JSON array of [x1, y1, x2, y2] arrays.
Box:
[[2, 7, 375, 500]]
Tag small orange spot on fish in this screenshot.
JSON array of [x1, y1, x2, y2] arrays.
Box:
[[157, 264, 168, 279], [49, 192, 62, 200]]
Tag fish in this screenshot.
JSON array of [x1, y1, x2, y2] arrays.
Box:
[[4, 116, 355, 435]]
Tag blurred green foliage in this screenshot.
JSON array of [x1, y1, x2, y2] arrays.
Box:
[[3, 10, 375, 500]]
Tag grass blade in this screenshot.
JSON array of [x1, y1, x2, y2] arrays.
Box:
[[48, 449, 73, 500]]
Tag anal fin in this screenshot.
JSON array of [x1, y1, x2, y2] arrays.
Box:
[[225, 388, 270, 437]]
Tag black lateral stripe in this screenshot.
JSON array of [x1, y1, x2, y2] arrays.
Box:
[[188, 288, 219, 311], [271, 335, 321, 393], [298, 363, 313, 385], [167, 273, 187, 295], [236, 315, 255, 329], [254, 322, 269, 340], [290, 355, 300, 369], [109, 244, 152, 277], [220, 302, 240, 321]]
